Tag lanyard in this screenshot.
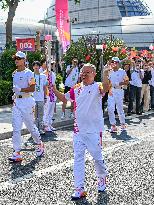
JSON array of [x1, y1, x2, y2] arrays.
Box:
[[34, 74, 40, 86]]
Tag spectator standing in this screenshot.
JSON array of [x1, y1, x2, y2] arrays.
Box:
[[140, 63, 151, 112], [123, 63, 131, 102], [128, 60, 144, 115], [107, 57, 129, 133], [61, 58, 79, 119], [149, 61, 154, 109]]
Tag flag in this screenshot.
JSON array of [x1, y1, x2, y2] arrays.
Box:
[[55, 0, 70, 52]]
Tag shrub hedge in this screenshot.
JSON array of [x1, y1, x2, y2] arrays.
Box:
[[0, 80, 13, 106]]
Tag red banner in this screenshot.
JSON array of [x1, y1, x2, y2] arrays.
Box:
[[16, 38, 35, 52], [55, 0, 70, 52]]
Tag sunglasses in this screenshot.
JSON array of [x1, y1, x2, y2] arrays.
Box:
[[111, 61, 118, 64], [14, 57, 24, 60]]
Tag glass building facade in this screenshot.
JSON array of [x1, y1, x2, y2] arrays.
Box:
[[117, 0, 151, 17]]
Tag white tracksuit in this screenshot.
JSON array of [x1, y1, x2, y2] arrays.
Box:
[[65, 82, 108, 188], [43, 71, 57, 127], [108, 68, 127, 125], [12, 68, 41, 152]]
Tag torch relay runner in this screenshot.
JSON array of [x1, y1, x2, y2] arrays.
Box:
[[9, 51, 44, 162], [52, 63, 110, 200]]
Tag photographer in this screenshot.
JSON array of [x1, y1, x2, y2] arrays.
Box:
[[128, 60, 144, 115], [61, 58, 79, 119]]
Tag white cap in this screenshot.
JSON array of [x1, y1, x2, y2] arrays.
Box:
[[112, 57, 120, 62], [15, 51, 26, 59]]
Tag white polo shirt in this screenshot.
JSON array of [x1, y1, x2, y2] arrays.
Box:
[[65, 82, 104, 134], [65, 65, 79, 88], [109, 68, 127, 89], [33, 73, 47, 102], [12, 68, 35, 96], [130, 68, 144, 87]]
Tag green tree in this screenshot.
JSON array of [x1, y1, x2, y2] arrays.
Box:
[[0, 0, 25, 47], [74, 0, 80, 3], [63, 35, 128, 81]]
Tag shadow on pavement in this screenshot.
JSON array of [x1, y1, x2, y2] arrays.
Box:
[[96, 191, 109, 205], [72, 191, 108, 205], [72, 198, 92, 205], [110, 131, 134, 141], [9, 156, 42, 180], [25, 131, 59, 145]]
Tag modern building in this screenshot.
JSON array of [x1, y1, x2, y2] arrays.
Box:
[[0, 19, 52, 49], [46, 0, 154, 48]]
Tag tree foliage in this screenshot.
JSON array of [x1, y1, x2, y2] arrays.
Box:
[[0, 0, 24, 46], [63, 35, 128, 81], [74, 0, 80, 3]]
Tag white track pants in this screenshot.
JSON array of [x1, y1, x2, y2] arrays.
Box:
[[12, 97, 41, 152], [108, 89, 125, 125], [43, 97, 56, 126], [73, 132, 108, 188]]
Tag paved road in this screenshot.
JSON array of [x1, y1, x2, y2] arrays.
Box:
[[0, 112, 154, 205]]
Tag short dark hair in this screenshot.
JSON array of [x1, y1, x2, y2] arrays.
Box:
[[40, 59, 46, 65], [32, 61, 41, 67]]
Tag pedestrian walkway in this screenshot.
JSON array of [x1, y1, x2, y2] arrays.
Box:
[[0, 101, 73, 140]]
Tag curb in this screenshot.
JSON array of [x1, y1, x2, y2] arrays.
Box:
[[0, 119, 74, 141], [0, 105, 129, 141]]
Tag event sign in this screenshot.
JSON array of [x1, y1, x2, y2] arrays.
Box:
[[16, 38, 35, 51]]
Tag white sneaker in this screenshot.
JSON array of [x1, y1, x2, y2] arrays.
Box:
[[50, 126, 56, 131], [98, 177, 107, 192], [39, 129, 45, 135], [8, 151, 23, 162], [71, 187, 87, 200], [109, 125, 118, 133], [44, 126, 52, 132], [35, 142, 44, 157], [70, 112, 74, 119], [61, 113, 65, 120], [120, 124, 127, 131]]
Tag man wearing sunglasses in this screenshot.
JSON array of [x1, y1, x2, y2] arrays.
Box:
[[9, 51, 44, 162], [108, 57, 129, 133], [52, 63, 110, 200]]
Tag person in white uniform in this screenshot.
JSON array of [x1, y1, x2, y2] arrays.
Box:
[[53, 63, 110, 200], [43, 61, 57, 131], [107, 57, 129, 133], [9, 51, 44, 162], [33, 61, 48, 134]]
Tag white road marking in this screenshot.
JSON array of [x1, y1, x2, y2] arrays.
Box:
[[0, 140, 142, 191]]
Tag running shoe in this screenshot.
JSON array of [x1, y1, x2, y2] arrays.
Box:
[[120, 124, 127, 131], [50, 126, 56, 131], [109, 125, 118, 133], [98, 177, 108, 192], [8, 151, 23, 162], [71, 187, 87, 200], [35, 142, 44, 157]]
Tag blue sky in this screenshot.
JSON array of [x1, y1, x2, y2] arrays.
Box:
[[0, 0, 154, 21]]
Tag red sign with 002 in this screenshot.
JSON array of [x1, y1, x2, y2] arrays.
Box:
[[16, 38, 35, 52]]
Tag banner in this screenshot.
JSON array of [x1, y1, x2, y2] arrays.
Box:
[[16, 38, 35, 52], [45, 35, 52, 41], [55, 0, 70, 52]]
